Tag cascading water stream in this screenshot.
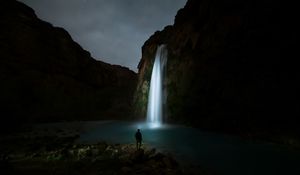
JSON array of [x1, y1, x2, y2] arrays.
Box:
[[146, 45, 167, 128]]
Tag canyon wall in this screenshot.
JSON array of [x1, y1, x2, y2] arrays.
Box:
[[0, 1, 137, 129], [135, 0, 293, 137]]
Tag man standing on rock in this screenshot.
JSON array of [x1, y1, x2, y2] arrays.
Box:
[[135, 129, 142, 150]]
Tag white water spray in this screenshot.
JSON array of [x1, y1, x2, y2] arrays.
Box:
[[146, 45, 167, 128]]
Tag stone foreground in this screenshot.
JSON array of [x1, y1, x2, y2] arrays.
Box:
[[0, 134, 215, 175]]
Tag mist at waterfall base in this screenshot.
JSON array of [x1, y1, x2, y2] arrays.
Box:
[[146, 45, 168, 128]]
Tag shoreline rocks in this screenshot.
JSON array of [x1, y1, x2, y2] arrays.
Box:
[[1, 134, 202, 175]]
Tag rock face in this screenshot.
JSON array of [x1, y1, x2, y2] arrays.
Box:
[[0, 1, 137, 129], [135, 0, 293, 136]]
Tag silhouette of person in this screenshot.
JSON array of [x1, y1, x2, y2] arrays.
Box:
[[135, 129, 142, 150]]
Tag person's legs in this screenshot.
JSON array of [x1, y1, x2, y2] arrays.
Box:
[[136, 140, 141, 150], [138, 141, 141, 149]]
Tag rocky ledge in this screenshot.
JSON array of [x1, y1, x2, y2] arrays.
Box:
[[0, 134, 214, 175]]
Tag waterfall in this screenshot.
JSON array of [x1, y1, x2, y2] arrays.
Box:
[[146, 45, 167, 128]]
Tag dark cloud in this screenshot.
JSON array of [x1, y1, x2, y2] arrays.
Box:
[[19, 0, 187, 72]]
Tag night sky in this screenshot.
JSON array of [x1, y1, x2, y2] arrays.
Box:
[[19, 0, 187, 72]]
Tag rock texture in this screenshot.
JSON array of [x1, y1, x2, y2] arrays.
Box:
[[0, 135, 191, 175], [0, 0, 136, 130], [135, 0, 293, 137]]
